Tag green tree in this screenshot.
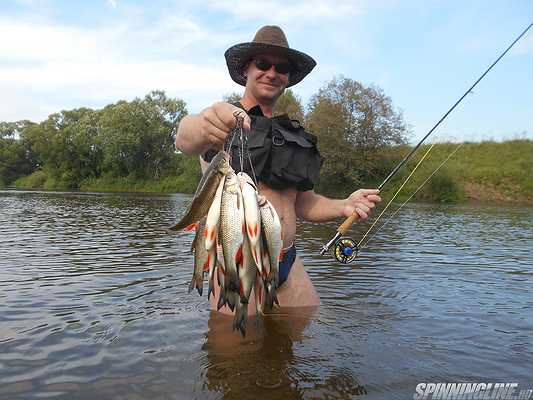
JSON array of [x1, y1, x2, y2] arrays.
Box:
[[98, 90, 187, 180], [274, 89, 305, 121], [307, 76, 409, 191], [222, 92, 243, 104], [22, 108, 102, 188], [0, 121, 39, 186]]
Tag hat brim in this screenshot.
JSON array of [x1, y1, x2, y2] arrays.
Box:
[[224, 42, 316, 87]]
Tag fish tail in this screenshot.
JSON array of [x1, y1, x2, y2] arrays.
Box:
[[189, 274, 203, 297], [233, 301, 248, 338], [216, 289, 226, 311], [264, 282, 278, 311], [226, 290, 236, 311], [188, 277, 194, 294], [208, 273, 215, 300]]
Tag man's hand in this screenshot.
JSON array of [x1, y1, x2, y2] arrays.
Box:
[[342, 189, 381, 220], [198, 102, 251, 150]]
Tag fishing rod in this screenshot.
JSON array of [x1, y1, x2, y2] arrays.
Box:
[[320, 22, 533, 263]]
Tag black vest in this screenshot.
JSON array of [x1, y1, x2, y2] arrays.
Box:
[[202, 104, 323, 191]]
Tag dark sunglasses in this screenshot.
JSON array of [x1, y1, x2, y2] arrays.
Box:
[[252, 58, 292, 75]]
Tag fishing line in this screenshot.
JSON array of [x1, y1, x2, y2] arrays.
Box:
[[357, 142, 438, 248], [375, 22, 532, 192], [319, 22, 533, 259], [228, 114, 260, 187], [359, 142, 464, 252], [246, 145, 259, 188], [225, 123, 238, 152], [238, 120, 245, 173]]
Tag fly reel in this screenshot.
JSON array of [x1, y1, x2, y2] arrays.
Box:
[[333, 237, 358, 264]]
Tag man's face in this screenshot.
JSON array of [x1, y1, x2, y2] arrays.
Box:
[[243, 53, 290, 104]]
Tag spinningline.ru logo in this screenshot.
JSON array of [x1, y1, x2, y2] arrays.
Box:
[[413, 383, 533, 400]]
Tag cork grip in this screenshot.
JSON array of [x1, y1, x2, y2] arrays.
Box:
[[338, 212, 360, 235]]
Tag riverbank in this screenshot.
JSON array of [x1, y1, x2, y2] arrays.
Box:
[[6, 140, 533, 205], [384, 140, 533, 205]]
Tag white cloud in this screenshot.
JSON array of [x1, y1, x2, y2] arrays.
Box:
[[0, 19, 127, 64], [0, 0, 374, 123], [0, 60, 232, 94], [0, 16, 237, 122]]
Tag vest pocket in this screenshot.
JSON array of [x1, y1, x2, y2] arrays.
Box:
[[269, 126, 320, 190]]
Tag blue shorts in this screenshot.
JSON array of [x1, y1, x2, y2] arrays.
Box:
[[278, 245, 296, 287]]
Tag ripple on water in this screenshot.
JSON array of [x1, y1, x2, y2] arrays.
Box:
[[1, 192, 532, 399]]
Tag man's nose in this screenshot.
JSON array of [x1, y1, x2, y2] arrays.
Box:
[[264, 65, 277, 78]]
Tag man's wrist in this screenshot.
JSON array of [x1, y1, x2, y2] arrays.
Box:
[[339, 198, 350, 219]]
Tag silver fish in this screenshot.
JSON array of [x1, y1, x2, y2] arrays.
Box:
[[259, 198, 282, 310], [237, 172, 263, 273], [205, 176, 225, 251], [168, 151, 230, 231], [216, 246, 227, 311], [190, 218, 208, 296], [253, 272, 265, 322], [219, 170, 244, 294]]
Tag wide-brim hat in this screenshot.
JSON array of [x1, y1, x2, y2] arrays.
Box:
[[224, 25, 316, 88]]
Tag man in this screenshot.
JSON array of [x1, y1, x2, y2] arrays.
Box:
[[175, 26, 381, 313]]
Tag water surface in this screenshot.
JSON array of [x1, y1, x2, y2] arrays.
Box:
[[1, 190, 532, 399]]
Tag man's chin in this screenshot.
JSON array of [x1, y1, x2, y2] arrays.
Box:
[[258, 88, 284, 102]]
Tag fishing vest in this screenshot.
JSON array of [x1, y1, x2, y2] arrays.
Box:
[[202, 103, 323, 191]]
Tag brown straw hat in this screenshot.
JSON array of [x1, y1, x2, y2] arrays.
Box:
[[224, 25, 316, 88]]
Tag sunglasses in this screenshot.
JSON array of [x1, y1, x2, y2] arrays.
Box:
[[252, 58, 292, 75]]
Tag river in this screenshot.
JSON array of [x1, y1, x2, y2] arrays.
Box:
[[1, 190, 532, 399]]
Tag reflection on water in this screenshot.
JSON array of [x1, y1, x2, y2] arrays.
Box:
[[203, 308, 367, 400], [0, 190, 532, 399]]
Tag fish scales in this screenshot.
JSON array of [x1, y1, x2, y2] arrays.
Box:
[[205, 177, 225, 251], [190, 217, 208, 296], [238, 172, 263, 273], [219, 170, 244, 294], [259, 198, 283, 309]]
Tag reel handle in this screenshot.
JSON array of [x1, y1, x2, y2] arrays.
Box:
[[338, 211, 360, 235], [319, 211, 361, 255]]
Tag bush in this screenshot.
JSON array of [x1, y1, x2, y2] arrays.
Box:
[[13, 170, 48, 189], [418, 169, 464, 203]]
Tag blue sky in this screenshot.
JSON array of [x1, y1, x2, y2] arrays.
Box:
[[0, 0, 531, 143]]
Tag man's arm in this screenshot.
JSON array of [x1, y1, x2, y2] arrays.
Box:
[[175, 102, 251, 155], [295, 189, 381, 222]]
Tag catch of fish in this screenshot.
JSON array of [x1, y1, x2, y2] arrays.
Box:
[[168, 150, 283, 337]]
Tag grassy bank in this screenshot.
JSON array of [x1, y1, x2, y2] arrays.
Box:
[[8, 140, 533, 204], [382, 140, 533, 204], [12, 167, 201, 195], [79, 174, 199, 194]]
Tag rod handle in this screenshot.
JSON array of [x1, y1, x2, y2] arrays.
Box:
[[338, 212, 360, 235]]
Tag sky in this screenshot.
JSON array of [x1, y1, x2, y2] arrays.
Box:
[[0, 0, 531, 144]]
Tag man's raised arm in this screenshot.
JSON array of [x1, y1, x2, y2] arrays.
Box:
[[175, 102, 251, 155]]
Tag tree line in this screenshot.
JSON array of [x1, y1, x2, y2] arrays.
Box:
[[0, 77, 409, 196]]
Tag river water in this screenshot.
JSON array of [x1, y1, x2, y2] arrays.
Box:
[[0, 190, 532, 399]]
